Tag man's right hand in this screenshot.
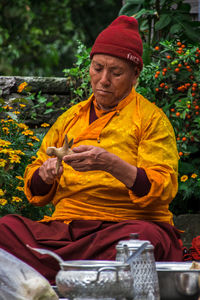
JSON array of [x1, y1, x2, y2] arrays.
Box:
[[38, 158, 63, 184]]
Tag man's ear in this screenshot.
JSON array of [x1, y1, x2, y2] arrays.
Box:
[[132, 67, 140, 87], [134, 67, 140, 78]]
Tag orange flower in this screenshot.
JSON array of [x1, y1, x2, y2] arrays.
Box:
[[41, 123, 50, 128], [180, 175, 188, 182], [17, 82, 28, 93], [191, 173, 197, 179]]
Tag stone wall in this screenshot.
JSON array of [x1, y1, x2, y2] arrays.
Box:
[[0, 76, 71, 125], [1, 76, 200, 248]]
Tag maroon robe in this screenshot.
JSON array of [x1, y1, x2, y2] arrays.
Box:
[[0, 214, 183, 284]]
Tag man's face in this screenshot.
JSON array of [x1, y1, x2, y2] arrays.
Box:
[[89, 54, 139, 110]]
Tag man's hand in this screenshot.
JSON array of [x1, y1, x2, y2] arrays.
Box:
[[63, 144, 137, 188], [39, 157, 63, 184], [63, 145, 110, 172]]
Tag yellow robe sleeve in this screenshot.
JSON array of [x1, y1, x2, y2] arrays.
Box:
[[129, 105, 179, 209]]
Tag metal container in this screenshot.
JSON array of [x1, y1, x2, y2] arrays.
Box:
[[116, 234, 160, 300], [156, 261, 200, 300], [56, 260, 134, 299], [28, 245, 134, 299]]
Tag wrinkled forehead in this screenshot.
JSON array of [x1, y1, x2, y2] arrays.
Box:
[[91, 54, 138, 71]]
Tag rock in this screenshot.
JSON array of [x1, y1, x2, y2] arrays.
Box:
[[0, 76, 69, 94], [0, 77, 16, 96], [174, 214, 200, 248]]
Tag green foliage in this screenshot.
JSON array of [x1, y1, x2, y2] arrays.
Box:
[[119, 0, 200, 45], [63, 41, 92, 106], [119, 0, 200, 66], [136, 40, 200, 214], [19, 89, 60, 123], [0, 96, 54, 220], [0, 0, 121, 76]]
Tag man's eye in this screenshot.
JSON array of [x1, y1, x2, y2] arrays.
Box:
[[113, 73, 121, 76], [94, 67, 102, 72]]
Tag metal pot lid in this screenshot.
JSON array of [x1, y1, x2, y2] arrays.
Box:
[[116, 239, 154, 250], [60, 260, 130, 269]]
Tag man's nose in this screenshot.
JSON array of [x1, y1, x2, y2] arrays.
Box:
[[99, 70, 110, 86]]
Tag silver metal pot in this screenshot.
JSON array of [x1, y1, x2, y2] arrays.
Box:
[[116, 233, 160, 300], [57, 260, 134, 299], [27, 245, 134, 299], [156, 262, 200, 300]]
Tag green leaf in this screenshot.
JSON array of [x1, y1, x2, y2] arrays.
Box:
[[46, 102, 53, 107], [125, 0, 145, 4], [169, 24, 182, 34], [44, 108, 53, 114], [182, 23, 200, 42], [119, 3, 141, 16], [160, 0, 167, 6], [155, 14, 171, 30], [135, 8, 155, 18]]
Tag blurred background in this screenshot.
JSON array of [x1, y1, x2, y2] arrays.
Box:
[[0, 0, 122, 76]]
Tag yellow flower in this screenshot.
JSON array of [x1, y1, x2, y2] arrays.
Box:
[[9, 154, 21, 163], [0, 189, 5, 196], [0, 148, 14, 154], [41, 123, 50, 127], [19, 104, 26, 108], [2, 127, 9, 134], [3, 105, 13, 110], [16, 186, 24, 192], [7, 118, 14, 122], [191, 173, 198, 179], [17, 82, 28, 93], [16, 176, 24, 181], [27, 142, 34, 147], [0, 159, 7, 167], [0, 198, 7, 206], [12, 111, 20, 115], [21, 130, 34, 136], [12, 196, 22, 202], [17, 123, 29, 130], [31, 136, 40, 142], [14, 150, 25, 155], [180, 175, 188, 182], [0, 139, 11, 148], [31, 156, 37, 160]]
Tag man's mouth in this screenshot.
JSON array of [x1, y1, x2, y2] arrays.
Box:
[[97, 89, 112, 94]]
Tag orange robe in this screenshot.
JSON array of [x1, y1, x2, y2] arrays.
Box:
[[24, 88, 179, 225]]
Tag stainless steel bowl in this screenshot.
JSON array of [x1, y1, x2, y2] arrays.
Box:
[[156, 262, 200, 300]]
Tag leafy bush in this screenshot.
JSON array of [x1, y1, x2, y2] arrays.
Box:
[[120, 0, 200, 45], [136, 40, 200, 214], [63, 41, 92, 106], [0, 84, 54, 220], [119, 0, 200, 66]]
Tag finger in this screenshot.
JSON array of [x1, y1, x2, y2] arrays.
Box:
[[63, 153, 88, 162], [72, 145, 93, 153]]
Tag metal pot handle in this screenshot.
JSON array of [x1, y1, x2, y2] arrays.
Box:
[[91, 266, 119, 283]]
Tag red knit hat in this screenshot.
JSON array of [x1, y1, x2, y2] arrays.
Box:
[[90, 15, 143, 70]]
